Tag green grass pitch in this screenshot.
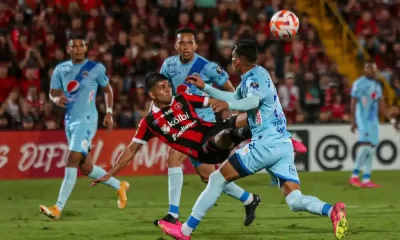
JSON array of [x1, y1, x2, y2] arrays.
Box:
[[1, 171, 399, 240]]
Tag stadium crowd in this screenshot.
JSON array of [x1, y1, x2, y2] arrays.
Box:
[[338, 0, 400, 110], [0, 0, 370, 130]]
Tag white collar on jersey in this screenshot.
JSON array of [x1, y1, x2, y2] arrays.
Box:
[[151, 97, 175, 113]]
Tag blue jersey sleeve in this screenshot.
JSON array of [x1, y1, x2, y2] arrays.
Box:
[[95, 64, 109, 88], [245, 77, 267, 99], [351, 81, 360, 99], [160, 60, 170, 80], [202, 62, 229, 86], [50, 66, 63, 90]]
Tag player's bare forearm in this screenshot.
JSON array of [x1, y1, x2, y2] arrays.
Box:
[[103, 84, 114, 110], [108, 142, 142, 177], [379, 98, 393, 121]]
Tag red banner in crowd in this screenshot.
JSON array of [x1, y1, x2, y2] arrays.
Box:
[[0, 130, 197, 180]]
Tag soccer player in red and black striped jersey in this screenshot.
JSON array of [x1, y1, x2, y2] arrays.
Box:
[[92, 72, 261, 225]]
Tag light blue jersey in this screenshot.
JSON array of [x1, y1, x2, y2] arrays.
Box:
[[223, 66, 298, 185], [160, 54, 229, 122], [351, 76, 382, 145], [51, 59, 109, 154], [235, 66, 292, 143]]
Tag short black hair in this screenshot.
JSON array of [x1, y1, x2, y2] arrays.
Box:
[[175, 27, 196, 38], [68, 33, 85, 42], [145, 72, 169, 91], [233, 40, 258, 63], [364, 59, 376, 65]]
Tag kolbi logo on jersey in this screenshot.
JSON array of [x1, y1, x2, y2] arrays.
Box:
[[67, 80, 80, 96], [168, 113, 189, 127]]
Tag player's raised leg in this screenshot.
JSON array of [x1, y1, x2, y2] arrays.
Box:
[[80, 150, 130, 209], [157, 146, 260, 227], [268, 143, 347, 239], [194, 159, 261, 226]]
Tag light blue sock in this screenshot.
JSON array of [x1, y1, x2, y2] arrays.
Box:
[[181, 170, 227, 236], [88, 166, 120, 190], [168, 167, 183, 218], [222, 182, 253, 204], [56, 167, 78, 211], [286, 190, 333, 217], [352, 145, 371, 178], [362, 147, 374, 183]]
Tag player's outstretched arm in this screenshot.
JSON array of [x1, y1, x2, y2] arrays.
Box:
[[90, 141, 143, 186], [186, 75, 237, 101], [102, 84, 114, 130]]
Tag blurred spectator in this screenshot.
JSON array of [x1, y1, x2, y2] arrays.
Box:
[[0, 0, 349, 130], [278, 73, 299, 124]]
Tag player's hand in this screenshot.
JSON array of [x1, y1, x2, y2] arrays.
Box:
[[103, 113, 113, 131], [185, 75, 205, 89], [350, 122, 357, 133], [90, 173, 112, 187], [53, 95, 68, 108], [211, 100, 229, 113], [390, 118, 399, 131]]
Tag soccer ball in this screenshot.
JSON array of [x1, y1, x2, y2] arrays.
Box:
[[270, 10, 299, 39]]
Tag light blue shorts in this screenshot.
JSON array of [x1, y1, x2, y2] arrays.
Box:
[[65, 123, 97, 155], [190, 113, 216, 168], [228, 141, 300, 185], [357, 124, 379, 146]]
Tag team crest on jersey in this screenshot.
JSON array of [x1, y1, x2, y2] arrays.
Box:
[[174, 102, 183, 109], [82, 71, 89, 78], [216, 65, 223, 74], [250, 81, 259, 90], [67, 80, 80, 95]]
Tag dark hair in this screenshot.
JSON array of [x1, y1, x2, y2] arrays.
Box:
[[364, 59, 375, 65], [175, 27, 196, 38], [145, 72, 169, 91], [68, 33, 85, 42], [233, 40, 258, 63]]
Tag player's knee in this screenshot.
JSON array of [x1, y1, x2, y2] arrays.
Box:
[[80, 167, 91, 176], [200, 176, 209, 183], [229, 127, 252, 145], [167, 151, 185, 167], [66, 151, 84, 167], [214, 129, 234, 148], [208, 170, 227, 186], [196, 165, 214, 183], [285, 190, 305, 212]]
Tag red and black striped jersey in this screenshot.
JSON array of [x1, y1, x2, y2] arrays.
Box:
[[132, 93, 215, 158]]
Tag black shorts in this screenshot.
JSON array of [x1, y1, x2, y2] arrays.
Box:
[[196, 116, 239, 164]]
